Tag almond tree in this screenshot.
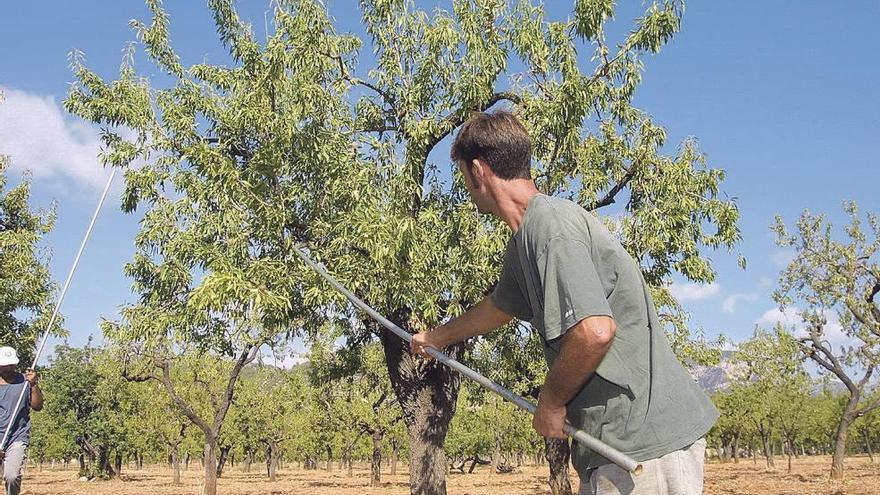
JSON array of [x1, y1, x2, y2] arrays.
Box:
[[772, 201, 880, 479]]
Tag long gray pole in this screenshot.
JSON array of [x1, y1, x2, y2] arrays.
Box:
[[0, 168, 117, 451], [293, 246, 642, 474]]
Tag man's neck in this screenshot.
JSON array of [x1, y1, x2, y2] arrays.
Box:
[[493, 181, 540, 232], [0, 373, 15, 384]]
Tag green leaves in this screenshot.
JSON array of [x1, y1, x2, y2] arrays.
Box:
[[573, 0, 614, 41]]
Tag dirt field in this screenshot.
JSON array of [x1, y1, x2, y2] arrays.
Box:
[[16, 455, 880, 494]]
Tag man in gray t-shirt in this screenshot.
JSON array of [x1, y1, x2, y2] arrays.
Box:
[[0, 346, 44, 495], [411, 111, 716, 495]]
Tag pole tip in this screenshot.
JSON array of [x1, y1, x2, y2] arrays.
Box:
[[632, 464, 644, 476]]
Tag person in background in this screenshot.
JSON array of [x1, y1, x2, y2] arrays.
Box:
[[0, 346, 43, 495]]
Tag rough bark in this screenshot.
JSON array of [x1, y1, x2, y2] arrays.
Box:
[[204, 439, 218, 495], [831, 398, 859, 480], [390, 437, 399, 476], [371, 429, 384, 486], [732, 434, 740, 464], [216, 444, 231, 478], [545, 438, 573, 495], [759, 423, 775, 469], [493, 430, 503, 474], [172, 449, 182, 485], [266, 440, 279, 482], [380, 314, 462, 495]]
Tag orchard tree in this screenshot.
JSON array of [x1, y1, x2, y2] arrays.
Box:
[[306, 340, 401, 483], [41, 343, 129, 478], [234, 363, 310, 481], [65, 0, 341, 492], [730, 329, 810, 470], [710, 387, 754, 463], [772, 202, 880, 479], [739, 329, 811, 472]]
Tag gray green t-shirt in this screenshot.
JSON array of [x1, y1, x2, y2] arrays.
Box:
[[490, 194, 718, 474]]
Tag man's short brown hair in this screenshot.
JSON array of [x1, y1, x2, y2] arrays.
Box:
[[450, 110, 532, 180]]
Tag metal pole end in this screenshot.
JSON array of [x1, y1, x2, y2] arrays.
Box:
[[632, 463, 644, 476]]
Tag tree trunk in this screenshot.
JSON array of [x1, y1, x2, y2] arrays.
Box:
[[380, 319, 462, 495], [114, 453, 122, 476], [95, 445, 116, 478], [326, 445, 333, 471], [204, 439, 219, 495], [831, 400, 859, 480], [267, 440, 279, 482], [244, 448, 253, 472], [732, 434, 740, 464], [371, 430, 384, 486], [390, 437, 399, 476], [493, 429, 502, 474], [760, 428, 775, 469], [545, 438, 573, 495], [172, 448, 182, 485], [864, 431, 875, 463], [786, 440, 792, 473], [216, 444, 231, 478]]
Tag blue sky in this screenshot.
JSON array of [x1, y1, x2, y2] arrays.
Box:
[[1, 1, 878, 361]]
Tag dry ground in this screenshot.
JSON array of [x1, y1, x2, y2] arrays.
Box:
[[15, 455, 880, 495]]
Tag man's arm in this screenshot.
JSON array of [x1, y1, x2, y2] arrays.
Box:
[[25, 368, 43, 411], [533, 315, 617, 439], [410, 297, 513, 357]]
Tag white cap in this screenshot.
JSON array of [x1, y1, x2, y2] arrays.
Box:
[[0, 347, 19, 366]]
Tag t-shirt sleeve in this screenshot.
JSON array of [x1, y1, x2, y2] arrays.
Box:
[[490, 248, 533, 321], [538, 236, 613, 342]]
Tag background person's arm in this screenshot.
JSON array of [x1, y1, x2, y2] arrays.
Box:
[[26, 368, 43, 411]]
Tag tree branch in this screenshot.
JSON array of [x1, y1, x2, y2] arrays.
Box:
[[157, 357, 213, 434], [586, 167, 635, 211], [213, 344, 260, 431], [868, 280, 880, 322], [322, 50, 396, 109], [798, 335, 857, 392]]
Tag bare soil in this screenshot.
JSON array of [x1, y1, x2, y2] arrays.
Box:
[[17, 455, 880, 494]]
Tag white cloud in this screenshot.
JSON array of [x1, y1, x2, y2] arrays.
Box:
[[0, 86, 106, 189], [756, 307, 803, 327], [722, 292, 760, 314], [669, 282, 721, 302], [755, 307, 852, 349], [772, 249, 796, 268]]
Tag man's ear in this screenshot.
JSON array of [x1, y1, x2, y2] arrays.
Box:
[[470, 158, 488, 188]]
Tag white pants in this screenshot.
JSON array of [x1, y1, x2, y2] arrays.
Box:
[[580, 438, 706, 495], [2, 441, 26, 495]]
